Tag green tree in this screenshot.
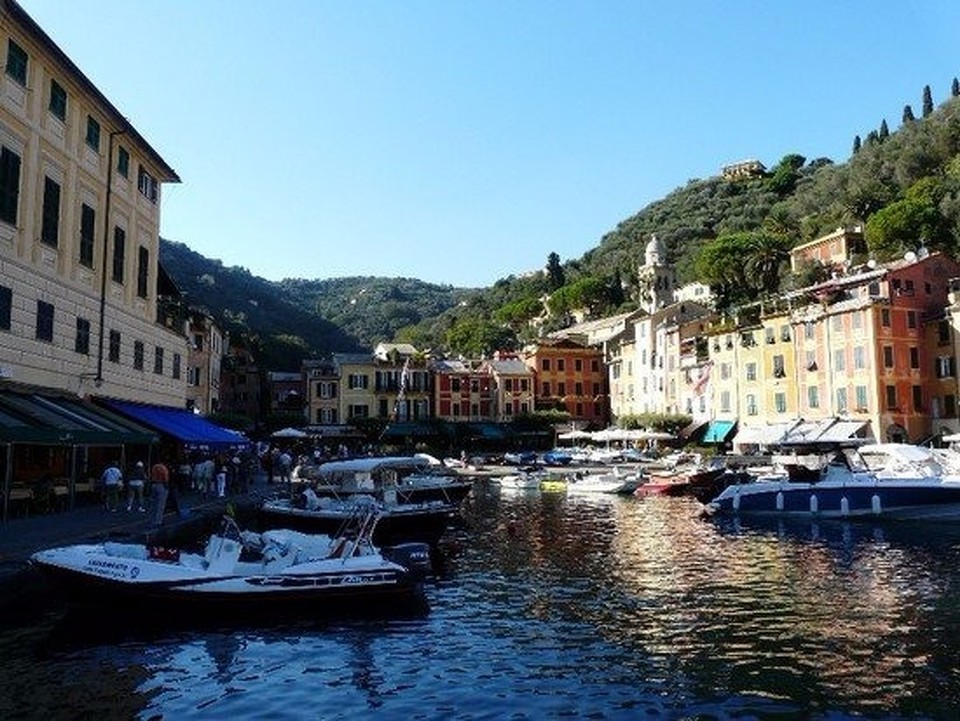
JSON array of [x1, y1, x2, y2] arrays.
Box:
[[953, 77, 959, 97], [694, 231, 790, 307], [903, 105, 915, 123], [865, 192, 940, 261], [767, 154, 806, 196], [545, 252, 565, 290], [852, 135, 861, 154], [493, 296, 544, 330], [923, 84, 934, 117], [879, 119, 889, 140], [445, 318, 516, 357], [745, 233, 792, 296]]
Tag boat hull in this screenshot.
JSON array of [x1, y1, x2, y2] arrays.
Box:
[[708, 479, 960, 521], [30, 545, 424, 616]]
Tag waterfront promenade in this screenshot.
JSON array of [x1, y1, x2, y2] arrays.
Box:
[[0, 475, 277, 605]]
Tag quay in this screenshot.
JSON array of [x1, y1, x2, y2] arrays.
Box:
[[0, 475, 276, 612]]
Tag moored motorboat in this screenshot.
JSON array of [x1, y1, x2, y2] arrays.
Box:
[[706, 442, 960, 521], [30, 509, 430, 616], [566, 470, 630, 494], [297, 456, 473, 506], [261, 490, 458, 546], [496, 466, 546, 490]]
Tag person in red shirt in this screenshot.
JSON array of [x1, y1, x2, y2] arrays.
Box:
[[150, 459, 170, 526]]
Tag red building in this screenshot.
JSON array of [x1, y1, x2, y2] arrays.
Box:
[[431, 359, 495, 421]]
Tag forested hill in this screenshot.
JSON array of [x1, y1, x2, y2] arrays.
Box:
[[161, 81, 960, 367], [158, 239, 475, 370]]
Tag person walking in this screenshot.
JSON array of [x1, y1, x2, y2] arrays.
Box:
[[101, 461, 123, 512], [216, 465, 227, 497], [150, 459, 170, 527], [277, 450, 292, 493], [126, 460, 147, 512]]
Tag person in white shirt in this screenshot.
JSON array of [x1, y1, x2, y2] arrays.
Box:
[[101, 462, 123, 512]]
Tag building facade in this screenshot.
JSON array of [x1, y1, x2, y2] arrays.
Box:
[[524, 337, 608, 427], [184, 310, 223, 415], [431, 358, 495, 422], [0, 1, 183, 405]]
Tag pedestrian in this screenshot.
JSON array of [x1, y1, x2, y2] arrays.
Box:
[[150, 459, 169, 526], [202, 456, 216, 495], [126, 460, 146, 512], [277, 450, 292, 492], [177, 458, 192, 495], [216, 465, 227, 497], [101, 460, 123, 512]]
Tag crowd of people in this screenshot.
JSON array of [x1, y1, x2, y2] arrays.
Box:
[[95, 441, 373, 526]]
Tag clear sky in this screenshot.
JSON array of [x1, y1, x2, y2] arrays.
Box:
[[17, 0, 960, 288]]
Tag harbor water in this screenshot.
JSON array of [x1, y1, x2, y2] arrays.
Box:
[[3, 482, 960, 719]]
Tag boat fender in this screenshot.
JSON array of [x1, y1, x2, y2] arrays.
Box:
[[840, 497, 849, 517], [776, 492, 784, 511], [871, 494, 882, 515], [809, 494, 819, 514]]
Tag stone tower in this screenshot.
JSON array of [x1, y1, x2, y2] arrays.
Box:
[[637, 234, 675, 313]]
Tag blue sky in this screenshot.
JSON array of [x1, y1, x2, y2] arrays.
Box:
[[18, 1, 960, 288]]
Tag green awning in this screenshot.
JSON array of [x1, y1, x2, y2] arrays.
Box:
[[702, 420, 736, 444], [381, 422, 445, 438], [0, 390, 158, 445]]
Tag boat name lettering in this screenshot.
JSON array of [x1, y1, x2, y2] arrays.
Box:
[[88, 558, 129, 572]]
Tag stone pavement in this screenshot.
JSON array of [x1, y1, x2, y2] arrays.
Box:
[[0, 476, 279, 572]]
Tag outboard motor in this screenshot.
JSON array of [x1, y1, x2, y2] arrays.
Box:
[[382, 542, 433, 579]]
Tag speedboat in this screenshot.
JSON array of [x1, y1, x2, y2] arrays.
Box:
[[566, 470, 630, 494], [261, 489, 458, 546], [30, 509, 430, 615], [298, 456, 473, 506], [496, 466, 546, 490], [706, 442, 960, 521]]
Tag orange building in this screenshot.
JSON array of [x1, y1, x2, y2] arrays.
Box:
[[524, 338, 608, 427]]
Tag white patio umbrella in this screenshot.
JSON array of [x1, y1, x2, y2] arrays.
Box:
[[635, 430, 675, 441], [271, 427, 308, 439]]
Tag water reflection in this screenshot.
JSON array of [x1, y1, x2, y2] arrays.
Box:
[[5, 487, 960, 718]]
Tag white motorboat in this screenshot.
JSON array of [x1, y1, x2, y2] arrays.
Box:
[[496, 466, 546, 490], [30, 509, 430, 615], [261, 489, 458, 546], [296, 456, 473, 506], [566, 470, 631, 494], [706, 442, 960, 521]]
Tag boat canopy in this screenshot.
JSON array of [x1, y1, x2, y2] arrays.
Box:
[[316, 456, 430, 477]]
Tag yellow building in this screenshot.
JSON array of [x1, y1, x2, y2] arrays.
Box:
[[0, 1, 183, 405]]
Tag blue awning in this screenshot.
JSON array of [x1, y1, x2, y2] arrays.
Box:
[[99, 399, 247, 449], [702, 420, 736, 444]]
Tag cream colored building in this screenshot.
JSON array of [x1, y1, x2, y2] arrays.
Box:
[[185, 310, 224, 415], [481, 352, 534, 422], [0, 2, 183, 405]]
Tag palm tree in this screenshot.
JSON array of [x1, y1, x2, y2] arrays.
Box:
[[745, 234, 791, 296]]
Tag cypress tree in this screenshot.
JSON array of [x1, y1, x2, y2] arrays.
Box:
[[953, 77, 959, 97], [923, 85, 934, 116], [879, 119, 889, 140], [902, 105, 915, 123], [852, 135, 861, 154]]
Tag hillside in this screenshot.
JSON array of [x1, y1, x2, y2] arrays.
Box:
[[158, 240, 474, 369], [160, 82, 960, 367]]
